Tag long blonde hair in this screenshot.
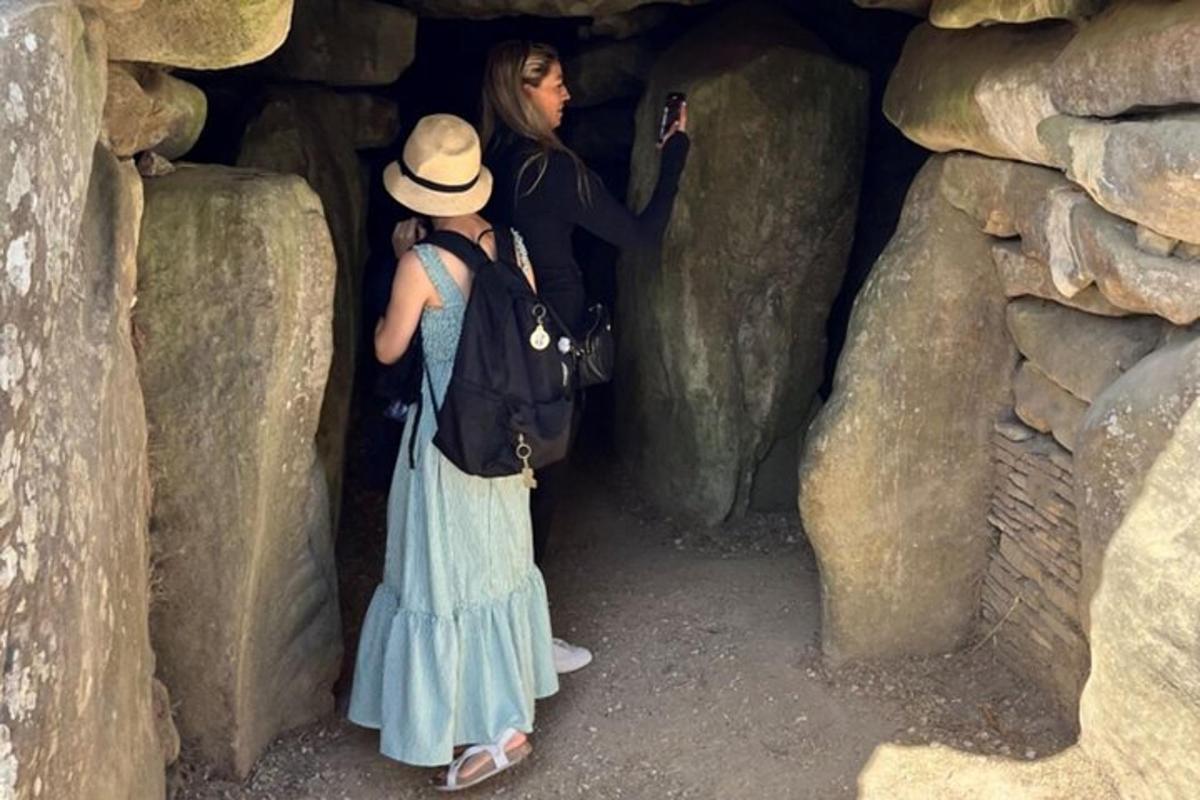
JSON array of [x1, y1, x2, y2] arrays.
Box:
[[481, 40, 591, 204]]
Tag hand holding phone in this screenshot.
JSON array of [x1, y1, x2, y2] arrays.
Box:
[[658, 92, 687, 146]]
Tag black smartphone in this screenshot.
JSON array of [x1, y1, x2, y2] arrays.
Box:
[[658, 92, 686, 143]]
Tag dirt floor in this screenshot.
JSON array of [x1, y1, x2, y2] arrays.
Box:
[[174, 448, 1075, 800]]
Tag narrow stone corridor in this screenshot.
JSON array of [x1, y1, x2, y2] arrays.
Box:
[[176, 469, 1072, 800]]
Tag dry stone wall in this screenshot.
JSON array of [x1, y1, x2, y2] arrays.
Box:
[[983, 423, 1088, 718], [844, 1, 1200, 796]]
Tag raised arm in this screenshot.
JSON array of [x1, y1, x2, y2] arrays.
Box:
[[374, 250, 435, 365], [553, 133, 690, 250]]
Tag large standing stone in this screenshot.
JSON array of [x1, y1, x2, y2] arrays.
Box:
[[1078, 350, 1200, 797], [618, 2, 868, 524], [930, 0, 1103, 28], [884, 23, 1073, 166], [990, 241, 1129, 318], [266, 0, 416, 86], [103, 62, 207, 159], [238, 87, 389, 532], [798, 158, 1017, 661], [1040, 112, 1200, 245], [1005, 298, 1163, 403], [1049, 0, 1200, 117], [1073, 335, 1200, 635], [136, 165, 341, 778], [1, 5, 171, 798], [99, 0, 294, 69]]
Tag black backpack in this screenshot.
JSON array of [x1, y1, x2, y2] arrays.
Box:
[[413, 228, 576, 486]]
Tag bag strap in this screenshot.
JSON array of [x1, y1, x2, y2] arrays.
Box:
[[406, 365, 442, 469], [422, 229, 492, 272]]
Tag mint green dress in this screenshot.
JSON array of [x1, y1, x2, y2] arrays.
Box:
[[347, 243, 559, 767]]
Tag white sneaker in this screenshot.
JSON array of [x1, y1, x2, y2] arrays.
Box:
[[552, 637, 593, 674]]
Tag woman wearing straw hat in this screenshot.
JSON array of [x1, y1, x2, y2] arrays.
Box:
[[347, 113, 558, 792]]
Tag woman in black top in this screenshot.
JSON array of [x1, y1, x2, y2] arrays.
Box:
[[480, 41, 690, 577], [482, 41, 690, 339]]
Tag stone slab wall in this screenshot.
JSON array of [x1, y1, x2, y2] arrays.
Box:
[[982, 423, 1088, 718]]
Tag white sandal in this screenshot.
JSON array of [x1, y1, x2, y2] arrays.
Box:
[[435, 728, 532, 792]]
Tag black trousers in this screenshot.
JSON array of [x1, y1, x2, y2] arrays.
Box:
[[531, 399, 583, 565]]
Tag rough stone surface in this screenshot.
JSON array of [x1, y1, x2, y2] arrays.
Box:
[[1, 6, 171, 798], [798, 158, 1017, 661], [137, 165, 342, 778], [859, 746, 1118, 799], [99, 0, 293, 69], [103, 62, 207, 159], [1077, 365, 1200, 798], [1013, 361, 1088, 451], [1070, 202, 1200, 325], [238, 87, 376, 532], [1073, 334, 1200, 636], [944, 154, 1200, 323], [854, 0, 932, 15], [1040, 112, 1200, 245], [618, 3, 868, 525], [1049, 0, 1200, 117], [340, 94, 401, 149], [402, 0, 709, 17], [990, 241, 1128, 318], [266, 0, 416, 86], [884, 22, 1073, 166], [580, 5, 672, 39], [1005, 298, 1163, 403], [930, 0, 1102, 27], [564, 37, 654, 107]]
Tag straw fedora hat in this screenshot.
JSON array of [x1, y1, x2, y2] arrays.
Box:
[[383, 114, 493, 217]]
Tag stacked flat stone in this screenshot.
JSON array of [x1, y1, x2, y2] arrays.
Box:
[[982, 422, 1089, 718]]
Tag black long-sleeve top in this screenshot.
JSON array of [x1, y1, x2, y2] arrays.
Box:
[[485, 128, 690, 335]]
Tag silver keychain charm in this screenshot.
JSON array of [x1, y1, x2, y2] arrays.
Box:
[[529, 304, 550, 351]]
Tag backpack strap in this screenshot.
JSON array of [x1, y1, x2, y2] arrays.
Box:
[[422, 229, 493, 272]]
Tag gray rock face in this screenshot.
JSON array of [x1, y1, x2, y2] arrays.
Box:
[[1073, 335, 1200, 635], [98, 0, 294, 69], [618, 3, 868, 525], [1013, 360, 1088, 451], [991, 241, 1129, 318], [1, 6, 170, 799], [1040, 112, 1200, 245], [238, 87, 387, 533], [799, 158, 1017, 661], [103, 62, 207, 159], [1078, 342, 1200, 797], [137, 165, 342, 778], [265, 0, 416, 86], [854, 0, 932, 15], [1049, 0, 1200, 117], [1005, 298, 1163, 403], [929, 0, 1104, 27], [884, 23, 1073, 166]]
